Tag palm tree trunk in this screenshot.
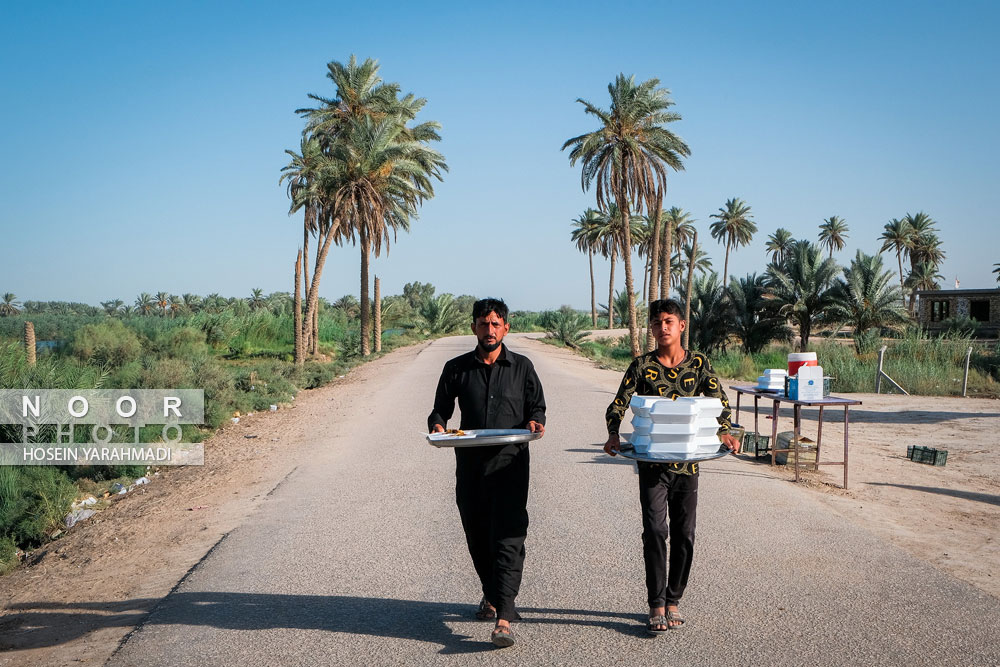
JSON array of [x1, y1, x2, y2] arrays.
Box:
[[608, 249, 616, 329], [619, 195, 640, 358], [303, 220, 338, 358], [311, 302, 319, 355], [293, 250, 303, 366], [642, 256, 649, 302], [683, 230, 697, 349], [897, 250, 907, 310], [374, 276, 382, 353], [659, 236, 670, 300], [589, 250, 597, 326], [360, 226, 372, 357], [800, 316, 810, 352], [24, 321, 36, 366], [302, 210, 312, 353], [723, 241, 732, 287]]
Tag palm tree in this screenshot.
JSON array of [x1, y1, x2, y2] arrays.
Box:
[[901, 212, 944, 314], [248, 288, 267, 310], [818, 216, 849, 258], [673, 242, 712, 289], [563, 74, 691, 357], [905, 262, 943, 293], [765, 228, 795, 264], [659, 207, 694, 298], [101, 299, 124, 316], [296, 56, 447, 357], [181, 293, 203, 313], [571, 208, 605, 326], [686, 273, 731, 354], [709, 198, 757, 286], [333, 294, 361, 318], [766, 241, 841, 351], [994, 263, 1000, 284], [168, 295, 182, 318], [0, 293, 21, 317], [155, 292, 170, 317], [419, 294, 465, 334], [609, 290, 645, 330], [729, 273, 791, 354], [135, 293, 155, 316], [828, 251, 909, 353], [878, 217, 911, 302]]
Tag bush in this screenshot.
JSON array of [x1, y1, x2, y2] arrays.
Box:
[[0, 466, 76, 549], [71, 320, 143, 367], [544, 306, 591, 349]]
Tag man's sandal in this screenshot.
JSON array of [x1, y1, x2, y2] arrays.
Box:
[[475, 597, 496, 620], [666, 609, 686, 629], [646, 615, 669, 636], [491, 624, 516, 648]]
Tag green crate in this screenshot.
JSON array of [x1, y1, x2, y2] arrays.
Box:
[[744, 433, 770, 456], [909, 446, 947, 467]]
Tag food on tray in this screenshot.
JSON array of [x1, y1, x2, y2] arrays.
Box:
[[445, 429, 466, 436]]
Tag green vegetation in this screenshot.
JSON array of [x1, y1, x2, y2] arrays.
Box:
[[549, 332, 999, 398], [0, 280, 480, 573]]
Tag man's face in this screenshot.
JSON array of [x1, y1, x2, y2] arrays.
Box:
[[650, 312, 685, 348], [472, 311, 510, 353]]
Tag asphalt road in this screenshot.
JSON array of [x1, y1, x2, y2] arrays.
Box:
[[108, 335, 1000, 666]]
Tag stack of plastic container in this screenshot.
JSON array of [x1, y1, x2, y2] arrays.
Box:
[[627, 395, 725, 456], [756, 368, 786, 391]]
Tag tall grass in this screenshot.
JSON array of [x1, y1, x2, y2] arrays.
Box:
[[562, 332, 1000, 398]]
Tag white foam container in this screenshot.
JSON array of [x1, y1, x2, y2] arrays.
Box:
[[630, 433, 722, 455], [631, 415, 721, 438]]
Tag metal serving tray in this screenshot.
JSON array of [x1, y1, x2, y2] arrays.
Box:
[[615, 441, 731, 463], [426, 428, 543, 448]]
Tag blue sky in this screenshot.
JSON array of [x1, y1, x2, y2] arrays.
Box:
[[1, 0, 997, 311]]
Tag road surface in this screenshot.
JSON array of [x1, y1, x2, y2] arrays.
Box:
[[106, 334, 1000, 666]]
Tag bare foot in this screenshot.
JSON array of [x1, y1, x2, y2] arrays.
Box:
[[666, 604, 684, 628]]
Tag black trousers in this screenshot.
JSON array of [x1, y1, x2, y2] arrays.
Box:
[[455, 443, 529, 622], [637, 463, 699, 608]]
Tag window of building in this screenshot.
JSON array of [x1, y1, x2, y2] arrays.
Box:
[[970, 300, 990, 322], [930, 300, 950, 322]]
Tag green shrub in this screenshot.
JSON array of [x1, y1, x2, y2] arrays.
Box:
[[0, 535, 18, 575], [71, 320, 142, 367], [0, 467, 76, 548]]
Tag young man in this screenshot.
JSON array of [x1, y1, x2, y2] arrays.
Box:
[[427, 298, 546, 648], [603, 298, 740, 635]]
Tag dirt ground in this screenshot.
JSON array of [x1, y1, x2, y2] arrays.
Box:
[[734, 389, 1000, 598], [1, 340, 998, 666]]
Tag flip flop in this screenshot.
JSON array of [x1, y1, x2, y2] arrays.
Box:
[[646, 615, 669, 636], [666, 609, 686, 629], [475, 597, 496, 620], [491, 625, 516, 648]]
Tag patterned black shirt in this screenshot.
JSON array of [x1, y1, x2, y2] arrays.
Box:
[[606, 350, 732, 475]]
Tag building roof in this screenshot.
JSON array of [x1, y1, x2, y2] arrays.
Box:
[[915, 289, 1000, 297]]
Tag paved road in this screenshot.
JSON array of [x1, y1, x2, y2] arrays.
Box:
[[108, 335, 1000, 666]]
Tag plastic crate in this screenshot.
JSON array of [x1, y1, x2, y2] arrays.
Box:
[[909, 446, 947, 467], [743, 432, 770, 457]]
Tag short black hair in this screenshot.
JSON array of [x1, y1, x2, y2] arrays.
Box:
[[472, 298, 509, 323], [648, 298, 684, 322]]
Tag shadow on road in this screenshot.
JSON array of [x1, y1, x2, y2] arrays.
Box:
[[3, 593, 646, 654], [563, 447, 634, 466], [867, 482, 1000, 507]]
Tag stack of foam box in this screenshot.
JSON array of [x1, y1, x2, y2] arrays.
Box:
[[628, 395, 725, 456]]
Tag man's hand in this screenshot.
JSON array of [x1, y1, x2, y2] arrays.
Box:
[[430, 424, 445, 434], [527, 421, 545, 437], [720, 433, 741, 454], [603, 433, 621, 456]]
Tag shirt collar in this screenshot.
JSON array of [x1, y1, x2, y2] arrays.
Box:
[[474, 343, 511, 366]]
